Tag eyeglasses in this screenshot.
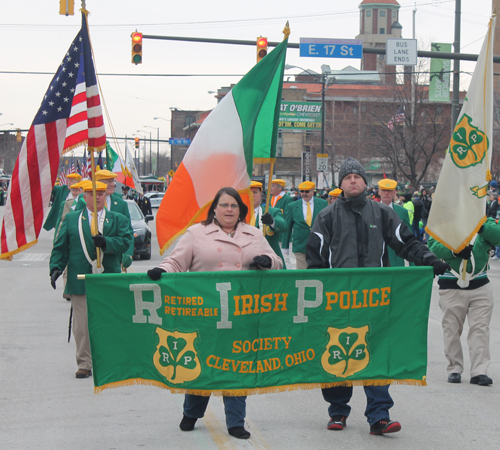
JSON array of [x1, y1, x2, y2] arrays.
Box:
[[299, 190, 311, 193], [218, 203, 239, 209]]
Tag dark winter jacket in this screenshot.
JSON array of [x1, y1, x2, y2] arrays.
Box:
[[306, 192, 440, 269]]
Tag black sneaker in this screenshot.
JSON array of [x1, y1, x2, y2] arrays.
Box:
[[470, 375, 493, 386], [179, 415, 197, 431], [228, 426, 251, 439], [448, 373, 461, 383], [370, 419, 401, 435], [327, 415, 347, 430]]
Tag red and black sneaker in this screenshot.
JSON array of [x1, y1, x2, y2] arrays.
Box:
[[327, 415, 347, 430], [370, 419, 401, 435]]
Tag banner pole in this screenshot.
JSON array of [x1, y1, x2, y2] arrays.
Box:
[[89, 151, 101, 268], [263, 160, 275, 236]]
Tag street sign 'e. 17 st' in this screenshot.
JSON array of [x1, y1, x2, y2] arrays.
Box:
[[300, 38, 363, 59], [169, 138, 191, 145]]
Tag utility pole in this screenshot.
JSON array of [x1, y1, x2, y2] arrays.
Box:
[[451, 0, 462, 129]]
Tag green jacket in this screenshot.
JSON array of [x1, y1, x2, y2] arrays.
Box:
[[388, 204, 414, 267], [43, 185, 70, 231], [50, 209, 133, 295], [254, 205, 288, 269], [428, 218, 500, 288], [273, 194, 293, 213], [75, 192, 134, 257], [282, 197, 328, 253]]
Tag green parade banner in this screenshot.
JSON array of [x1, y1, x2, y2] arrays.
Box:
[[86, 267, 433, 395]]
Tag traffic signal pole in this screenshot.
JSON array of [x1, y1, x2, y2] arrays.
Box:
[[140, 34, 500, 63]]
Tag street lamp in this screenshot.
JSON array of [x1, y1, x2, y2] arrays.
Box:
[[144, 125, 159, 176], [284, 65, 334, 156], [0, 122, 14, 128], [154, 117, 172, 172], [137, 129, 152, 175], [135, 130, 148, 176]]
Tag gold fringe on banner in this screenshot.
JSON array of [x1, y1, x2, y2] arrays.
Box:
[[94, 377, 427, 396]]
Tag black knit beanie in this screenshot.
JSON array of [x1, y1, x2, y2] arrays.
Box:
[[339, 157, 367, 185]]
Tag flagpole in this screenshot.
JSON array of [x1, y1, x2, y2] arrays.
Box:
[[89, 150, 101, 268]]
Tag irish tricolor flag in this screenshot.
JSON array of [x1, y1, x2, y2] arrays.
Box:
[[426, 17, 495, 252], [157, 38, 288, 253]]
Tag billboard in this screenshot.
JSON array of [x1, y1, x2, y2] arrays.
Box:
[[279, 101, 322, 129]]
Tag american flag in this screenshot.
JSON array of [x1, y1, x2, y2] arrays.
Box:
[[387, 106, 405, 130], [59, 162, 67, 186], [76, 159, 81, 175], [68, 158, 76, 174], [0, 12, 106, 260]]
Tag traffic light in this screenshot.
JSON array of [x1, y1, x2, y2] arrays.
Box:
[[131, 32, 143, 65], [16, 129, 22, 142], [135, 137, 140, 149], [256, 37, 268, 63], [59, 0, 74, 16]]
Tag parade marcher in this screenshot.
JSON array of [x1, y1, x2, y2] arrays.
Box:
[[53, 180, 84, 301], [306, 157, 450, 435], [270, 178, 293, 213], [147, 187, 282, 439], [428, 219, 500, 386], [327, 188, 342, 205], [137, 191, 152, 217], [486, 192, 499, 219], [75, 169, 135, 269], [49, 180, 134, 378], [402, 193, 415, 226], [249, 180, 288, 268], [282, 181, 328, 270], [377, 179, 413, 267], [412, 192, 426, 240], [43, 173, 82, 231]]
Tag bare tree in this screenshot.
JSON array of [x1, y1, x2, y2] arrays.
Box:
[[362, 67, 452, 187]]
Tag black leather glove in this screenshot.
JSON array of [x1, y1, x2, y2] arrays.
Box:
[[50, 270, 63, 290], [478, 225, 485, 234], [92, 233, 106, 250], [147, 267, 166, 280], [432, 260, 451, 276], [261, 213, 274, 226], [249, 255, 272, 270], [453, 245, 473, 260]]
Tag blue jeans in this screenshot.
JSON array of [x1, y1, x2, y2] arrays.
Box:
[[322, 385, 394, 426], [496, 246, 500, 258], [183, 394, 247, 429]]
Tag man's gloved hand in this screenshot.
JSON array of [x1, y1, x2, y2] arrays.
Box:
[[147, 267, 166, 280], [50, 270, 63, 290], [432, 260, 452, 276], [478, 225, 485, 234], [261, 213, 274, 226], [92, 233, 106, 250], [249, 255, 272, 270], [281, 248, 290, 256], [453, 245, 473, 260], [121, 254, 133, 268]]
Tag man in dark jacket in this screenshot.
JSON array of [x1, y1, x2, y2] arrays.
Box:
[[412, 192, 426, 239], [137, 192, 153, 216], [306, 157, 450, 436]]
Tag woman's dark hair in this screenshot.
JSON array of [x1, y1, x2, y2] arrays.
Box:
[[403, 193, 412, 203], [421, 188, 427, 196], [202, 187, 248, 225]]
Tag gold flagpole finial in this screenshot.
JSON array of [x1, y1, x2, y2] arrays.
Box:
[[283, 21, 290, 40]]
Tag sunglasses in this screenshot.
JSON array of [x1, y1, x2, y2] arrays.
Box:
[[299, 190, 311, 193]]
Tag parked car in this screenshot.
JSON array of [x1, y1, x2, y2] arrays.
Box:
[[145, 192, 165, 208], [126, 200, 153, 260]]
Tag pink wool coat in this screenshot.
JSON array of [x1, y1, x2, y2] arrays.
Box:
[[158, 222, 283, 273]]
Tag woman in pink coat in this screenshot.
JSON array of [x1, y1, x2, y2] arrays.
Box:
[[148, 187, 282, 439]]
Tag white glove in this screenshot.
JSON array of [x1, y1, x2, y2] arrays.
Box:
[[281, 248, 290, 256]]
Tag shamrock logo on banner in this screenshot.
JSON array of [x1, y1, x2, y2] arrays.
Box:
[[321, 325, 370, 378], [449, 114, 488, 169], [153, 328, 201, 384]]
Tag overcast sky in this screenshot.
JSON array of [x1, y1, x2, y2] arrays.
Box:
[[0, 0, 494, 158]]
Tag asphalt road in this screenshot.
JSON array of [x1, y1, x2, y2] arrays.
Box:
[[1, 205, 499, 450]]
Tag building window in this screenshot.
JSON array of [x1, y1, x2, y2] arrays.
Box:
[[380, 28, 385, 34], [185, 116, 194, 128], [380, 11, 386, 17], [277, 147, 283, 157], [278, 131, 282, 138], [366, 10, 371, 17], [393, 11, 397, 18], [436, 106, 443, 116]]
